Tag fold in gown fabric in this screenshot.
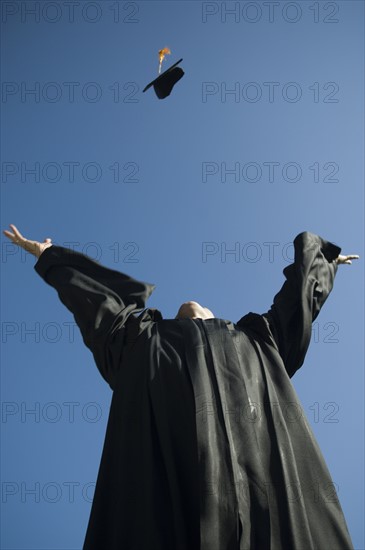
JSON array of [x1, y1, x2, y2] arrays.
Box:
[[34, 232, 354, 550]]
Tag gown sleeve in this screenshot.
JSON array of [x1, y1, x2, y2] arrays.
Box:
[[238, 232, 341, 378], [34, 245, 156, 389]]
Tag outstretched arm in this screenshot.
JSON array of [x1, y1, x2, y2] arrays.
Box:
[[264, 232, 359, 377], [238, 232, 359, 378], [3, 224, 156, 389]]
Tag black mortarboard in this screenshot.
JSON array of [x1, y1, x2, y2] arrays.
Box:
[[143, 58, 184, 99]]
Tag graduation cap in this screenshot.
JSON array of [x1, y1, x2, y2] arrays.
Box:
[[143, 58, 184, 99]]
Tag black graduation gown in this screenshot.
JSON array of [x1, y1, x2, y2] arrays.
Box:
[[34, 232, 354, 550]]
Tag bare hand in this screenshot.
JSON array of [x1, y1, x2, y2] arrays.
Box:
[[3, 224, 53, 258], [335, 254, 360, 265]]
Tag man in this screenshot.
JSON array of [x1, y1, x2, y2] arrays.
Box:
[[3, 224, 359, 549]]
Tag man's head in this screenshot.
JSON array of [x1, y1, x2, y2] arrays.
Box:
[[175, 301, 215, 320]]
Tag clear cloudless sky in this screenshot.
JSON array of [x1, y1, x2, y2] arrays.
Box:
[[1, 1, 364, 548]]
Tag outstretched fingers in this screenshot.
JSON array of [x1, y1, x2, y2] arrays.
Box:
[[336, 254, 360, 265], [3, 224, 25, 244]]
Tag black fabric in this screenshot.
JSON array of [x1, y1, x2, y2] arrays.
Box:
[[34, 232, 353, 550], [143, 58, 184, 99]]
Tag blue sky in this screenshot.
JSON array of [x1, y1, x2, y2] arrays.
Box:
[[1, 1, 364, 548]]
